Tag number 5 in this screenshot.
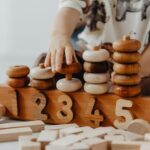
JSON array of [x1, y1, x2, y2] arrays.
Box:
[[114, 99, 133, 130]]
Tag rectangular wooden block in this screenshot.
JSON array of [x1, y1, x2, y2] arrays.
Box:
[[45, 124, 79, 130], [0, 127, 32, 142], [0, 120, 45, 132]]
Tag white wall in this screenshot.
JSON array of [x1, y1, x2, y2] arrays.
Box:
[[0, 0, 58, 82]]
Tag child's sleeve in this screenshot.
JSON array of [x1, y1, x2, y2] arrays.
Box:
[[59, 0, 87, 15]]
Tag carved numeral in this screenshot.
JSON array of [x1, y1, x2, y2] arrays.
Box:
[[114, 99, 133, 130]]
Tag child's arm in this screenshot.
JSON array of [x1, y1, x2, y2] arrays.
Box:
[[44, 8, 81, 72]]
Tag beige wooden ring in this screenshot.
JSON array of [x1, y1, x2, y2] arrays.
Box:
[[111, 73, 141, 86], [30, 78, 54, 90], [113, 85, 141, 97], [113, 63, 141, 75], [7, 77, 30, 88], [84, 72, 110, 84], [84, 83, 108, 94], [7, 65, 30, 78], [113, 35, 141, 52], [127, 119, 150, 135], [30, 65, 55, 80], [56, 78, 82, 92], [83, 49, 110, 62], [113, 52, 141, 63]]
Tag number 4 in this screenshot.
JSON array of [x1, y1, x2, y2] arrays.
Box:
[[114, 99, 134, 130]]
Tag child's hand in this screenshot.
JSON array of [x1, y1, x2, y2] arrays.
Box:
[[44, 34, 76, 72]]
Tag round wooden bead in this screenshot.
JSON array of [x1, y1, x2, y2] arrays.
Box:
[[7, 65, 30, 78], [83, 61, 109, 73], [113, 35, 141, 52], [113, 63, 141, 75], [113, 52, 141, 64], [83, 49, 110, 62], [30, 78, 54, 90], [7, 77, 30, 88], [84, 72, 110, 84], [113, 85, 141, 97], [56, 78, 82, 92], [30, 65, 55, 80], [84, 83, 108, 94], [111, 73, 141, 86]]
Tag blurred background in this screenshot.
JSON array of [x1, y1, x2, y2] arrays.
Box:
[[0, 0, 58, 82]]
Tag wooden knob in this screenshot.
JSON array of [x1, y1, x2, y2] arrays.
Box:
[[113, 35, 141, 52], [56, 78, 82, 92], [7, 65, 30, 78], [0, 104, 6, 118]]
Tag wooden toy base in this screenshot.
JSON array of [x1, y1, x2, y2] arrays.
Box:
[[0, 84, 150, 128]]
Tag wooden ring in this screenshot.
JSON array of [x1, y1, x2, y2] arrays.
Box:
[[56, 78, 82, 92], [113, 52, 141, 64], [83, 49, 110, 62], [84, 72, 110, 84], [7, 65, 30, 78], [111, 73, 141, 86], [7, 77, 30, 88], [113, 85, 141, 97], [84, 83, 108, 94], [30, 78, 54, 90], [84, 61, 109, 73], [113, 35, 141, 52], [113, 63, 141, 75]]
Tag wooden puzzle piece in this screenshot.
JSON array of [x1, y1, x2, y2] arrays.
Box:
[[114, 99, 133, 129], [0, 127, 32, 142]]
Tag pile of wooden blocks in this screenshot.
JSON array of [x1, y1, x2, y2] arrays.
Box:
[[1, 120, 150, 149]]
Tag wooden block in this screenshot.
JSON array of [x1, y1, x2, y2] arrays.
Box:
[[127, 119, 150, 135], [0, 127, 32, 142], [0, 120, 44, 132], [0, 104, 6, 118], [140, 143, 150, 150], [114, 99, 134, 130], [19, 135, 41, 150], [104, 134, 125, 141], [144, 133, 150, 141], [45, 124, 79, 130]]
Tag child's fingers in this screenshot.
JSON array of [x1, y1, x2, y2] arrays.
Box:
[[44, 52, 51, 67], [51, 50, 56, 72], [65, 46, 73, 65]]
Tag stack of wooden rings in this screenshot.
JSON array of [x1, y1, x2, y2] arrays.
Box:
[[30, 63, 55, 90], [83, 48, 110, 94], [6, 65, 30, 88], [56, 62, 82, 92], [112, 35, 141, 97]]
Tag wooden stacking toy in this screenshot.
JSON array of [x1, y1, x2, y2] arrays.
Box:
[[6, 65, 30, 88], [56, 62, 82, 92], [83, 48, 110, 94], [30, 63, 55, 90], [112, 35, 141, 97]]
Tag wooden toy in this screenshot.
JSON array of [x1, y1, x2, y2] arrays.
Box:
[[45, 124, 79, 130], [144, 133, 150, 141], [127, 119, 150, 135], [82, 49, 110, 62], [114, 99, 133, 129], [83, 72, 110, 84], [112, 73, 141, 86], [6, 65, 30, 78], [0, 104, 6, 118], [104, 134, 125, 141], [113, 35, 141, 52], [84, 83, 108, 94], [0, 127, 32, 142], [0, 120, 45, 132], [83, 61, 109, 73], [113, 63, 141, 75], [113, 52, 141, 64], [56, 62, 82, 92]]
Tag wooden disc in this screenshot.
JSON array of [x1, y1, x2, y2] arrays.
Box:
[[7, 65, 30, 78], [113, 85, 141, 97], [30, 78, 54, 90], [84, 72, 110, 84], [113, 35, 141, 52], [111, 73, 141, 86], [113, 63, 141, 75], [113, 52, 141, 64], [83, 49, 110, 62], [56, 78, 82, 92], [84, 83, 108, 94], [7, 77, 30, 88], [83, 61, 109, 73]]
